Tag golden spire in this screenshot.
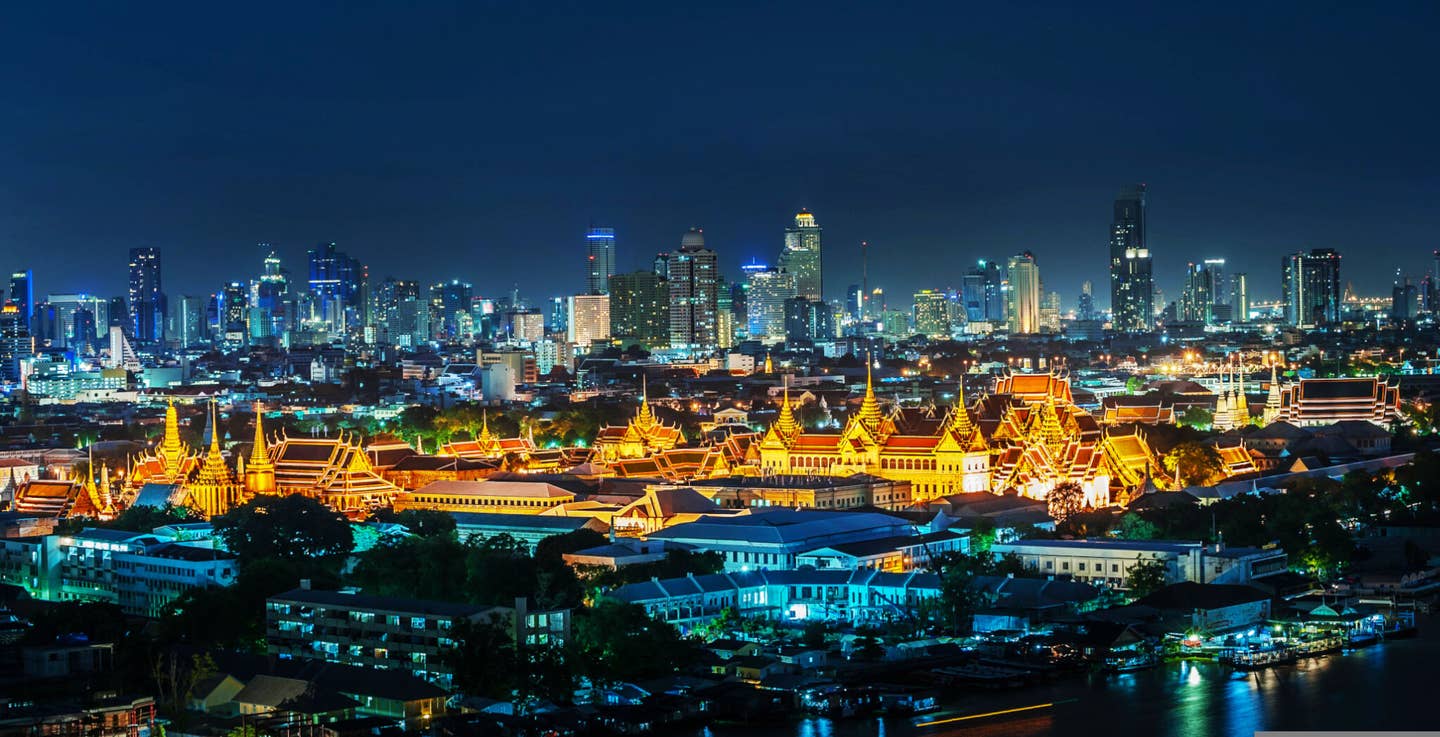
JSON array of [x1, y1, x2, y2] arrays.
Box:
[[158, 397, 188, 478], [196, 402, 233, 484], [248, 402, 274, 470], [634, 375, 657, 432], [947, 380, 975, 439], [774, 378, 800, 440], [477, 409, 498, 450], [763, 352, 774, 374], [856, 358, 882, 428]]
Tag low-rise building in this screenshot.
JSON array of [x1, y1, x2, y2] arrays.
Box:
[[647, 508, 917, 572], [687, 474, 912, 511], [989, 539, 1287, 590], [266, 587, 571, 690], [451, 512, 608, 552], [397, 480, 576, 514]]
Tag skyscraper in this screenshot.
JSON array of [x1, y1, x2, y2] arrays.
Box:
[[585, 226, 616, 295], [128, 247, 165, 345], [1109, 184, 1153, 331], [913, 290, 950, 338], [779, 209, 823, 301], [1231, 272, 1249, 323], [745, 264, 796, 345], [609, 270, 670, 348], [1005, 251, 1041, 334], [1077, 281, 1095, 321], [255, 249, 289, 342], [1179, 262, 1215, 323], [566, 294, 611, 345], [220, 282, 249, 342], [0, 300, 32, 383], [1282, 248, 1342, 327], [169, 295, 209, 350], [962, 260, 1006, 323], [667, 228, 720, 349], [7, 271, 32, 328]]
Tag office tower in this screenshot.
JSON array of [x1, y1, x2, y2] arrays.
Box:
[[128, 247, 166, 345], [744, 264, 796, 345], [716, 281, 736, 350], [548, 296, 567, 336], [1077, 281, 1095, 321], [653, 253, 670, 279], [585, 226, 616, 295], [1109, 184, 1153, 331], [667, 228, 720, 349], [567, 294, 611, 345], [0, 301, 33, 382], [784, 297, 834, 344], [779, 209, 823, 301], [913, 290, 950, 338], [220, 282, 248, 342], [72, 309, 97, 353], [507, 309, 545, 343], [307, 242, 364, 330], [255, 249, 289, 341], [8, 271, 32, 328], [846, 284, 863, 323], [1005, 251, 1041, 334], [1203, 258, 1227, 309], [1179, 263, 1215, 323], [1231, 272, 1249, 323], [166, 295, 209, 350], [391, 296, 430, 348], [1282, 248, 1343, 327], [962, 260, 1006, 323], [46, 294, 105, 350], [1040, 291, 1062, 332], [1392, 273, 1418, 321], [430, 280, 473, 339], [609, 270, 670, 348]]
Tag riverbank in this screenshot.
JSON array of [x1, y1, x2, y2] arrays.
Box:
[[699, 616, 1437, 737]]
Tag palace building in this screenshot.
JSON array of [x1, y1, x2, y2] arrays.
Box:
[[757, 369, 1164, 508], [593, 382, 684, 463], [1272, 375, 1401, 427], [268, 432, 401, 512]]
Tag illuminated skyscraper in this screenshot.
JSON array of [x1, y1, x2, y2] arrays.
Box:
[[586, 226, 616, 295], [963, 260, 1006, 323], [7, 271, 32, 328], [1077, 281, 1095, 321], [1282, 248, 1342, 327], [431, 280, 473, 339], [1232, 272, 1249, 323], [779, 209, 823, 301], [1109, 184, 1153, 331], [745, 264, 796, 345], [128, 247, 165, 346], [913, 290, 950, 338], [0, 300, 32, 382], [220, 282, 249, 343], [609, 270, 669, 348], [667, 228, 719, 349], [254, 248, 288, 341], [1005, 251, 1041, 334], [168, 295, 209, 350], [1179, 262, 1215, 323], [567, 294, 611, 345]]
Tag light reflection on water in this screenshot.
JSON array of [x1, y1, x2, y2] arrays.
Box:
[[701, 625, 1435, 737]]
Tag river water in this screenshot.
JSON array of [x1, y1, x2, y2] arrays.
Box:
[[697, 621, 1437, 737]]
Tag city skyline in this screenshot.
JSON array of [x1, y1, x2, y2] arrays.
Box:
[[3, 4, 1439, 306]]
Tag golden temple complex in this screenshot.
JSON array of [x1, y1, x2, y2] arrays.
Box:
[[593, 379, 684, 462], [758, 369, 1165, 507]]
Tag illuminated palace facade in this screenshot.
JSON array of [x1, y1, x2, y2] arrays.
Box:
[[125, 401, 399, 517], [757, 370, 1162, 508]]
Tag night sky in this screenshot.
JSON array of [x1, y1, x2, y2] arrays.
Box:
[[3, 2, 1438, 309]]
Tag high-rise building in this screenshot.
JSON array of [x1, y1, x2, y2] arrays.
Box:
[[845, 284, 864, 323], [0, 300, 32, 383], [784, 297, 834, 344], [1282, 248, 1342, 327], [567, 294, 611, 346], [1231, 272, 1249, 323], [307, 243, 364, 331], [128, 247, 165, 345], [1392, 272, 1418, 321], [745, 265, 796, 345], [1077, 281, 1095, 321], [962, 260, 1006, 323], [608, 271, 669, 348], [1109, 185, 1153, 331], [667, 228, 720, 349], [431, 280, 474, 339], [1040, 291, 1062, 333], [8, 271, 32, 329], [1005, 252, 1041, 334], [913, 290, 950, 338], [254, 249, 289, 342], [168, 295, 209, 350], [45, 294, 106, 350], [220, 282, 249, 343], [586, 226, 616, 295], [779, 209, 823, 301], [1179, 262, 1215, 324]]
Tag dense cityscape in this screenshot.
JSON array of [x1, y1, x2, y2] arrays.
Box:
[[4, 3, 1440, 737]]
